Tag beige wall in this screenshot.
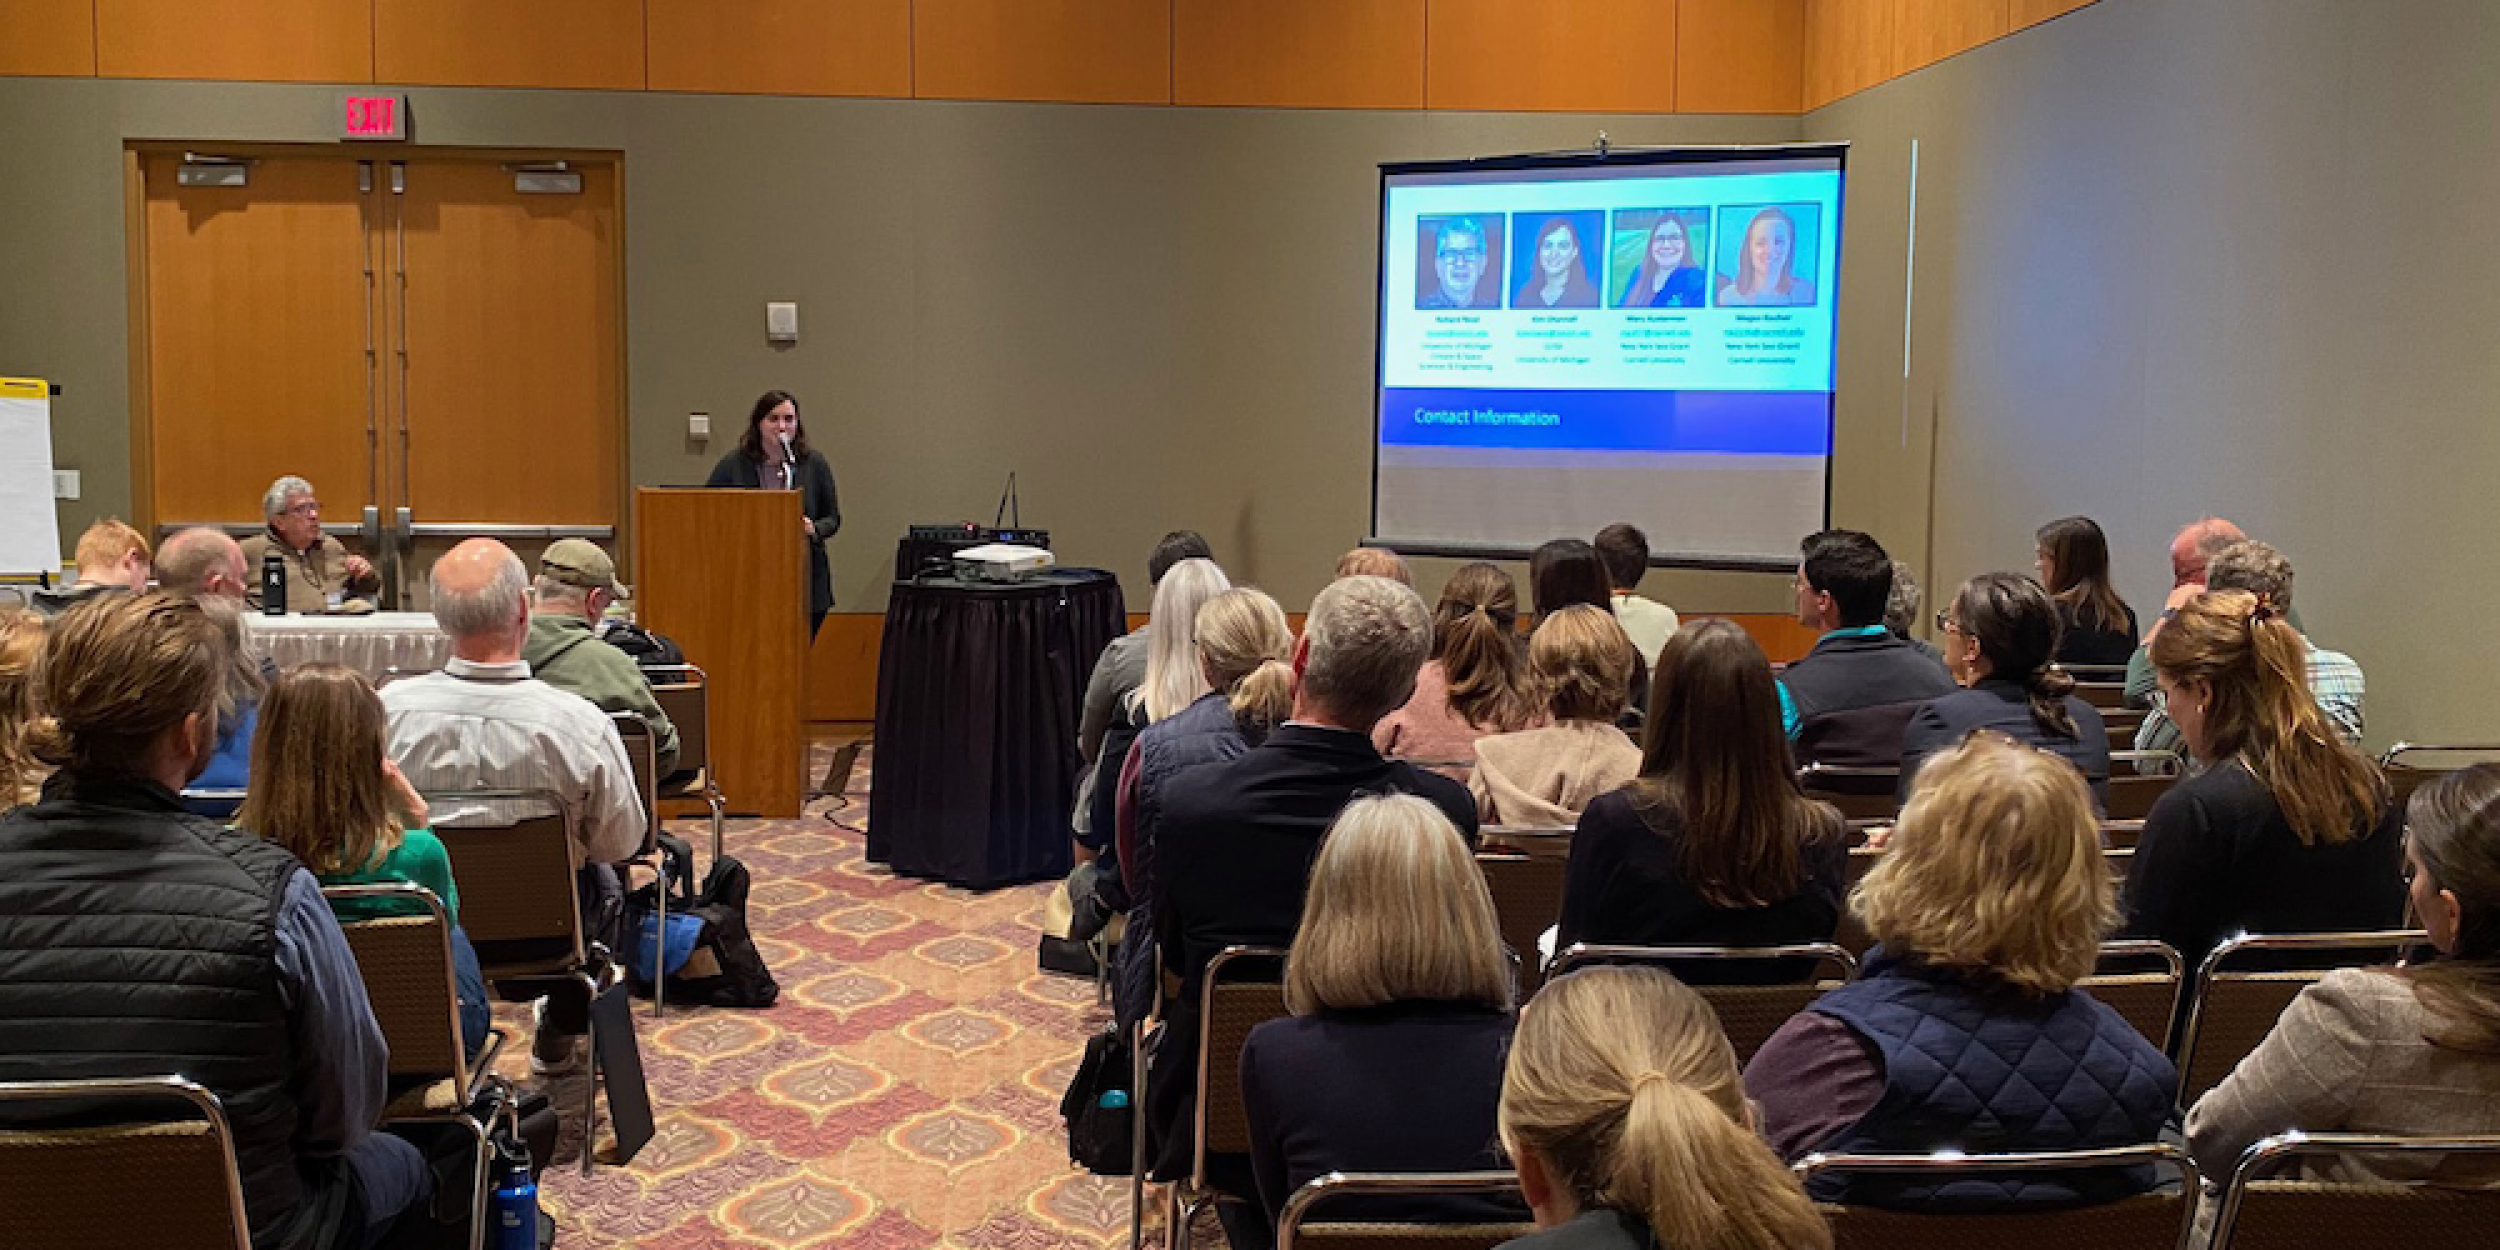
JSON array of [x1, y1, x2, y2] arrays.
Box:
[[0, 77, 1802, 617], [1807, 0, 2500, 746]]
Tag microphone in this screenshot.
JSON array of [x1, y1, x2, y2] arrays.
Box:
[[779, 430, 796, 468]]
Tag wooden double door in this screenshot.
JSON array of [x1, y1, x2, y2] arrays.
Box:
[[132, 146, 623, 603]]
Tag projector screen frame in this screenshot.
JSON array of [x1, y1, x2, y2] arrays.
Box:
[[1367, 142, 1849, 575]]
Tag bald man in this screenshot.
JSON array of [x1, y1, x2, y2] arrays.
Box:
[[154, 527, 249, 601], [2125, 516, 2298, 712]]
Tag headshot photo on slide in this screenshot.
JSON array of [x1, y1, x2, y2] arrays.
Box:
[[1611, 208, 1711, 309], [1510, 212, 1605, 310], [1714, 203, 1821, 308], [1416, 214, 1506, 310]]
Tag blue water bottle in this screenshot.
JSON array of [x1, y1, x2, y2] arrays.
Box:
[[490, 1135, 539, 1250]]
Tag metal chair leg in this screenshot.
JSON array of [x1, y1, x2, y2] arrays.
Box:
[[577, 972, 600, 1177], [651, 854, 667, 1021]]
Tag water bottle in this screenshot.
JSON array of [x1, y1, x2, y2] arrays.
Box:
[[490, 1135, 539, 1250], [260, 550, 286, 617], [1097, 1089, 1129, 1112]]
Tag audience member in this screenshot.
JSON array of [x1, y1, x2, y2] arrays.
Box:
[[2034, 516, 2139, 666], [154, 525, 252, 600], [29, 518, 149, 617], [1373, 562, 1538, 774], [382, 537, 644, 1078], [2185, 764, 2500, 1186], [1110, 587, 1294, 1030], [523, 539, 681, 779], [1557, 620, 1846, 972], [1595, 523, 1678, 667], [1901, 572, 2111, 810], [1086, 557, 1229, 852], [2133, 539, 2362, 763], [1747, 734, 2177, 1211], [2120, 588, 2403, 973], [1498, 965, 1831, 1250], [1530, 538, 1648, 719], [154, 529, 264, 801], [240, 475, 381, 613], [1333, 546, 1412, 584], [1242, 795, 1520, 1245], [241, 663, 492, 1057], [1882, 559, 1945, 667], [2121, 515, 2249, 710], [0, 593, 429, 1249], [1148, 575, 1476, 1217], [1471, 606, 1640, 827], [1779, 530, 1954, 768], [1074, 531, 1210, 844], [0, 611, 47, 809]]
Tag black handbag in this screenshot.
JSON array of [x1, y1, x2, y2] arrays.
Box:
[[1057, 1024, 1135, 1175]]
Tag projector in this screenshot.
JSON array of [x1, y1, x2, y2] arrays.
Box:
[[952, 543, 1055, 582]]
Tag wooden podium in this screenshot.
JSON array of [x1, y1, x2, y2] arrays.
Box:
[[634, 487, 807, 818]]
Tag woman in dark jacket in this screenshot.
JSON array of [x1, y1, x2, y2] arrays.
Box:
[[1902, 572, 2111, 810], [2035, 516, 2137, 667], [706, 390, 840, 635]]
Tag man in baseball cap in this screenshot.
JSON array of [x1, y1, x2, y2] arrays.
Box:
[[522, 539, 679, 776]]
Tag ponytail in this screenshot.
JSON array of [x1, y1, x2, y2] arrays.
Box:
[[1432, 563, 1533, 731], [1229, 658, 1293, 732], [2025, 663, 2078, 741], [1615, 1077, 1833, 1250]]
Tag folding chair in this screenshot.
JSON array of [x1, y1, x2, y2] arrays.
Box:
[[1275, 1171, 1532, 1250], [0, 1075, 253, 1250], [1548, 943, 1858, 1063], [2176, 930, 2427, 1103], [325, 883, 504, 1250], [2074, 681, 2129, 710], [2208, 1131, 2500, 1250], [2380, 743, 2500, 812], [1475, 824, 1572, 861], [1798, 763, 1900, 820], [1166, 945, 1289, 1250], [1833, 845, 1885, 956], [178, 786, 249, 820], [610, 711, 676, 1019], [2104, 772, 2178, 822], [1798, 1143, 2193, 1250], [1476, 852, 1567, 996], [645, 663, 728, 863], [2057, 664, 2130, 684], [2081, 939, 2184, 1049]]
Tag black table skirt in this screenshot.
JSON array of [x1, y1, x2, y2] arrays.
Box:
[[868, 569, 1126, 890]]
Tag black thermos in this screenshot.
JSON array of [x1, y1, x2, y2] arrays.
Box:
[[261, 550, 286, 616]]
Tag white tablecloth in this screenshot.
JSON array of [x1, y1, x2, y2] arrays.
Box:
[[248, 611, 449, 678]]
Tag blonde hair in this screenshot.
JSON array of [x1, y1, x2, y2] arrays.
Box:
[[27, 593, 223, 778], [1500, 967, 1831, 1250], [1193, 588, 1293, 730], [1530, 604, 1634, 724], [0, 611, 50, 806], [1334, 547, 1413, 585], [237, 664, 402, 876], [2152, 587, 2384, 846], [1137, 558, 1229, 723], [1853, 734, 2113, 994], [1285, 794, 1512, 1016], [72, 518, 149, 579]]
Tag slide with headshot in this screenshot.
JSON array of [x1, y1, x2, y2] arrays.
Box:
[[1373, 148, 1844, 567]]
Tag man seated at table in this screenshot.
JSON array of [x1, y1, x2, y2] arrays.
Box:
[[382, 537, 645, 1078], [241, 475, 382, 614], [29, 518, 150, 617], [523, 538, 682, 780]]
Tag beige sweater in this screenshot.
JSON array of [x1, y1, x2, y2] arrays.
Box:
[[2185, 966, 2500, 1187], [1468, 721, 1640, 828]]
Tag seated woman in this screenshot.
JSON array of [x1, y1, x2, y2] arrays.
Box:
[[0, 610, 47, 810], [1746, 733, 2178, 1211], [1530, 538, 1649, 723], [1084, 557, 1228, 862], [1109, 587, 1295, 1031], [2036, 516, 2139, 667], [238, 662, 491, 1057], [2121, 589, 2404, 974], [1557, 620, 1846, 972], [1373, 562, 1539, 777], [1241, 794, 1520, 1247], [1902, 572, 2111, 810], [1496, 965, 1831, 1250], [2187, 763, 2500, 1187], [1473, 605, 1641, 826]]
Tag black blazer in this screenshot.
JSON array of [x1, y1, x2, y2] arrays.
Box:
[[1900, 680, 2112, 810], [706, 448, 841, 617], [1783, 628, 1957, 770], [1556, 789, 1847, 980]]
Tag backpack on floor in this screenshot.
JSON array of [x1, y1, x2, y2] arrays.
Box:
[[625, 834, 779, 1009], [1058, 1024, 1135, 1175]]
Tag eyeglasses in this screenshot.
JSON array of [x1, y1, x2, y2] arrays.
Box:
[[1933, 611, 1960, 634], [1437, 247, 1485, 263], [283, 500, 321, 516]]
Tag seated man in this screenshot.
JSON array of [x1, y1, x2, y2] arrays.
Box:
[[2134, 539, 2361, 765], [155, 527, 265, 801], [383, 538, 645, 1076], [0, 592, 428, 1250], [1146, 575, 1478, 1237], [241, 475, 382, 613], [29, 518, 150, 617], [522, 538, 681, 780], [1596, 521, 1679, 668], [1777, 530, 1955, 772], [2122, 516, 2264, 709]]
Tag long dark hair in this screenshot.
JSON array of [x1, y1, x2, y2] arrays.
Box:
[[738, 389, 812, 462], [1629, 619, 1836, 909], [1530, 539, 1613, 623], [1954, 573, 2079, 740], [2405, 765, 2500, 1053], [1432, 563, 1534, 731], [2036, 516, 2130, 634]]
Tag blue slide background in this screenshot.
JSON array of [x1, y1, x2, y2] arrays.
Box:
[[1381, 388, 1831, 456]]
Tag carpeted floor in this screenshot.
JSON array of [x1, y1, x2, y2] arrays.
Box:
[[511, 744, 1153, 1249]]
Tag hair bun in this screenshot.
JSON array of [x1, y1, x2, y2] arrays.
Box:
[[22, 715, 72, 768]]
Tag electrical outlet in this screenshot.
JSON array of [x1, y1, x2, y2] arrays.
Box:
[[766, 301, 799, 343], [52, 470, 78, 500]]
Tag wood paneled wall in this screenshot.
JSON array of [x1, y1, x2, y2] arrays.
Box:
[[0, 0, 96, 76], [1804, 0, 2097, 110]]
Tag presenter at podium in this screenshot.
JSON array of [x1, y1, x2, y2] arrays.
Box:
[[707, 390, 841, 636]]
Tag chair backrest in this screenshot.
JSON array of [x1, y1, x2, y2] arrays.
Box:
[[646, 664, 710, 777], [1832, 846, 1884, 955], [1800, 1143, 2192, 1250], [0, 1076, 252, 1250], [609, 711, 661, 853], [2057, 664, 2129, 684], [1797, 762, 1901, 819], [2104, 773, 2176, 821], [322, 883, 468, 1086], [2101, 708, 2149, 742], [2100, 820, 2144, 850], [426, 789, 584, 974], [2081, 940, 2184, 1049], [2178, 930, 2427, 1103], [2209, 1131, 2500, 1250], [1476, 853, 1568, 996], [1475, 825, 1572, 860], [1276, 1171, 1532, 1250], [1549, 943, 1858, 1064], [1195, 945, 1289, 1184], [2379, 743, 2500, 813], [2074, 681, 2128, 710]]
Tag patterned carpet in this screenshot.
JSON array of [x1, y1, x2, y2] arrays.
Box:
[[511, 744, 1151, 1249]]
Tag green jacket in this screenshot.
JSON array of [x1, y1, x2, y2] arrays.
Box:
[[524, 613, 680, 777]]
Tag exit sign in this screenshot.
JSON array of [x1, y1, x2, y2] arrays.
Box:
[[341, 94, 408, 141]]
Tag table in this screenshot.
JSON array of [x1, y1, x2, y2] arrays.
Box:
[[248, 611, 449, 678], [868, 569, 1126, 890]]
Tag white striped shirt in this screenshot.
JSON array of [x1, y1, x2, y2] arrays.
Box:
[[381, 657, 646, 866]]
